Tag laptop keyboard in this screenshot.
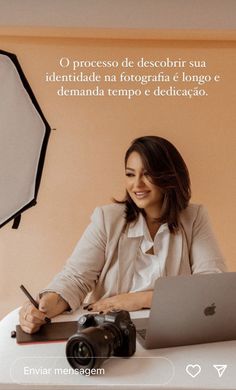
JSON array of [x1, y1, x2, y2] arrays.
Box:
[[137, 328, 147, 340]]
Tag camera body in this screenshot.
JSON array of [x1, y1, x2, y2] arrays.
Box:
[[78, 309, 136, 357], [66, 310, 136, 370]]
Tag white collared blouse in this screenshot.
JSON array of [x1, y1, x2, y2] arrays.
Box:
[[128, 213, 170, 291]]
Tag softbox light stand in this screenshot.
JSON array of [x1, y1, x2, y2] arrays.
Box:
[[0, 49, 51, 229]]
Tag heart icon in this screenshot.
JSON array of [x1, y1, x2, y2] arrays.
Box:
[[186, 364, 201, 378]]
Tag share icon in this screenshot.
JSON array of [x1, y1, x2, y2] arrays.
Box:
[[213, 365, 227, 378]]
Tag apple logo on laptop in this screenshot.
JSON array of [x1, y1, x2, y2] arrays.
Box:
[[204, 303, 216, 316]]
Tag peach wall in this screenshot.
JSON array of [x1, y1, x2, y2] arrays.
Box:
[[0, 36, 235, 319]]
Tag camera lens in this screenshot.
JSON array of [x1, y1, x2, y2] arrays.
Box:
[[72, 341, 93, 366], [66, 334, 95, 370], [66, 325, 121, 370]]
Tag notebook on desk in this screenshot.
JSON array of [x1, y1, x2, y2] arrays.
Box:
[[133, 272, 236, 349], [16, 321, 78, 344]]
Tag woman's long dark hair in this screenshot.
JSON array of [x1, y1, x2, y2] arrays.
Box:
[[115, 136, 191, 233]]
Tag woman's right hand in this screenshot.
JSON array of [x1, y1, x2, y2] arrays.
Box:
[[19, 292, 70, 334]]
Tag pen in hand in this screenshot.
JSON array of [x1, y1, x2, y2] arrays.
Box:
[[20, 284, 51, 323]]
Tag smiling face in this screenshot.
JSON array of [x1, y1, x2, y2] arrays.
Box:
[[125, 151, 163, 218]]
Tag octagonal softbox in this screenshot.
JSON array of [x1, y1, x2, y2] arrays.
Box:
[[0, 50, 51, 229]]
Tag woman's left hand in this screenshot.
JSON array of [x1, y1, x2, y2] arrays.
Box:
[[85, 291, 153, 313]]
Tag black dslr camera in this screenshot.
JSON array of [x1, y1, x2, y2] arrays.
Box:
[[66, 310, 136, 370]]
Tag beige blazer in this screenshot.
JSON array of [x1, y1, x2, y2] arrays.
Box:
[[42, 203, 226, 311]]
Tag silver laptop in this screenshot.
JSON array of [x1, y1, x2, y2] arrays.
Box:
[[134, 273, 236, 349]]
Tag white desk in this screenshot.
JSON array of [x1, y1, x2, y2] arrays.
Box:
[[0, 308, 235, 390]]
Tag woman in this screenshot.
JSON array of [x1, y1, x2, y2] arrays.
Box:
[[19, 136, 226, 333]]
